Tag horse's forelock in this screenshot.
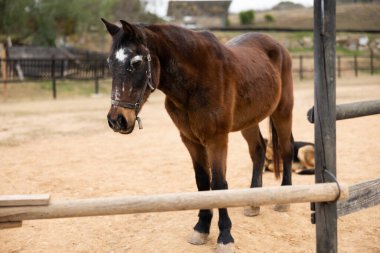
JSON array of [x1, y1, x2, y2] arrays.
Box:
[[111, 24, 146, 51]]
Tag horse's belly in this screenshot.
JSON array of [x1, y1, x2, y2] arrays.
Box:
[[231, 79, 281, 131], [231, 103, 276, 131]]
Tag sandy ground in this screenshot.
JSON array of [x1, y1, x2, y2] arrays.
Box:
[[0, 76, 379, 253]]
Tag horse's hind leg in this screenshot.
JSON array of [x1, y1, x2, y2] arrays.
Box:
[[181, 134, 213, 245], [241, 125, 266, 216], [270, 111, 294, 212]]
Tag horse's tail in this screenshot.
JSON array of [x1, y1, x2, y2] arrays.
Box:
[[270, 118, 281, 179]]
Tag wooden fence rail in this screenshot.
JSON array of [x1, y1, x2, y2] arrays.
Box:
[[338, 178, 380, 217], [0, 183, 348, 228], [307, 99, 380, 123]]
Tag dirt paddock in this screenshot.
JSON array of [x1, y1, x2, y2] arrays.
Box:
[[1, 76, 379, 252]]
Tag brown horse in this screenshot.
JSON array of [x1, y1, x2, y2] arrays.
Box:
[[102, 19, 294, 253]]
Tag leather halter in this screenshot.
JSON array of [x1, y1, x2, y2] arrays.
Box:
[[111, 53, 155, 130]]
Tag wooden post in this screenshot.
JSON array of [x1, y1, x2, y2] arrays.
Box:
[[313, 1, 337, 253], [51, 56, 57, 99]]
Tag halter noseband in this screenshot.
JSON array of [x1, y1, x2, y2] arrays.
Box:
[[111, 53, 155, 130]]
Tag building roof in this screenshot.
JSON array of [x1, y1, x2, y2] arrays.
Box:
[[7, 46, 106, 60], [7, 46, 75, 59], [167, 0, 232, 17]]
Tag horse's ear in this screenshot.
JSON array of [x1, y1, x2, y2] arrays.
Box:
[[101, 18, 120, 36], [120, 20, 145, 42]]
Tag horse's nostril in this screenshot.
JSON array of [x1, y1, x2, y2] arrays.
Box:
[[108, 118, 113, 128], [117, 114, 128, 130], [107, 115, 117, 129]]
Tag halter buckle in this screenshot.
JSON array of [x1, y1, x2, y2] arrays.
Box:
[[136, 117, 143, 129]]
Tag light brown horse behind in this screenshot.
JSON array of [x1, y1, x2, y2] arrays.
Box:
[[102, 19, 294, 253]]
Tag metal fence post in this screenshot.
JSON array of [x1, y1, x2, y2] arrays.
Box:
[[354, 54, 358, 77], [60, 59, 64, 78], [337, 55, 341, 78], [94, 60, 99, 94], [299, 55, 304, 80], [51, 56, 57, 99]]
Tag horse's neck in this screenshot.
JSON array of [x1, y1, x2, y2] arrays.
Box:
[[147, 25, 225, 105]]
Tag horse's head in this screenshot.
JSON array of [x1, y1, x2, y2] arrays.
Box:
[[102, 18, 158, 134]]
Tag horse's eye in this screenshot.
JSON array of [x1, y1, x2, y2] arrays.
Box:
[[130, 55, 143, 69], [131, 60, 142, 68]]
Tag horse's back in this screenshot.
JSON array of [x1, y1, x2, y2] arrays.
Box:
[[227, 32, 293, 94], [226, 33, 288, 70], [226, 33, 294, 130]]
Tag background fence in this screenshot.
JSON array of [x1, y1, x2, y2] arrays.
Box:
[[0, 58, 109, 98], [292, 53, 380, 80], [1, 53, 379, 99], [0, 58, 108, 81]]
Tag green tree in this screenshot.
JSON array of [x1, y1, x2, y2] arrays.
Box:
[[0, 0, 35, 41], [239, 10, 255, 25], [265, 14, 275, 23], [0, 0, 162, 47]]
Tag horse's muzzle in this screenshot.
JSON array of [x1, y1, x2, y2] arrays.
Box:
[[107, 113, 133, 134]]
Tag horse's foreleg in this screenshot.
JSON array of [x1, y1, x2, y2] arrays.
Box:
[[181, 134, 212, 245], [206, 135, 235, 253], [241, 126, 266, 216]]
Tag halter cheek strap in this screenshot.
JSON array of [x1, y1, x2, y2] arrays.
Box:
[[111, 53, 155, 130]]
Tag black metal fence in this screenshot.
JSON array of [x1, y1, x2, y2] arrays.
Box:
[[0, 57, 109, 98], [292, 53, 380, 80], [1, 54, 379, 98]]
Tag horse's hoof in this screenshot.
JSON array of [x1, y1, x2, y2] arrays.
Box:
[[274, 204, 290, 212], [188, 230, 209, 245], [216, 243, 235, 253], [243, 206, 260, 217]]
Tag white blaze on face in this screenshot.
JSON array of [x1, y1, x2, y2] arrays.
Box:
[[114, 86, 121, 100], [115, 48, 128, 63]]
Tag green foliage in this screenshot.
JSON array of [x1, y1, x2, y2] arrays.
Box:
[[0, 0, 34, 38], [239, 10, 255, 25], [264, 14, 275, 23], [225, 17, 231, 27], [0, 0, 163, 47]]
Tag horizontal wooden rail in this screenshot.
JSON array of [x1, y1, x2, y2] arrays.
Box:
[[0, 194, 50, 207], [0, 183, 348, 224], [338, 178, 380, 217], [307, 100, 380, 123]]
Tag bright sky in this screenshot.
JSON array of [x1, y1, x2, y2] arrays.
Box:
[[146, 0, 314, 17], [230, 0, 313, 12]]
